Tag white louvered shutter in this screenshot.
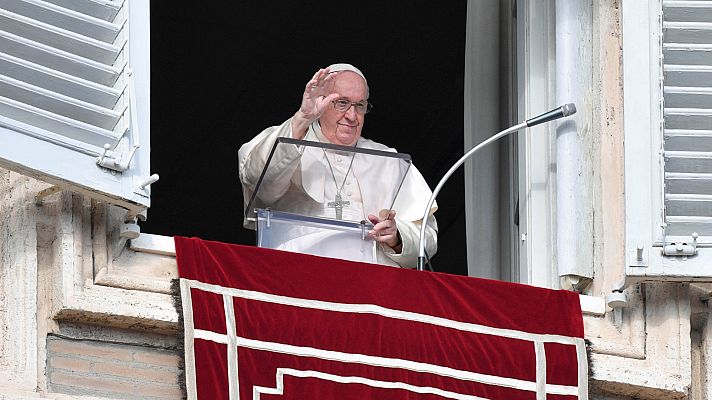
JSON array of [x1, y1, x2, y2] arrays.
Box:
[[663, 1, 712, 245], [0, 0, 152, 214], [625, 0, 712, 280]]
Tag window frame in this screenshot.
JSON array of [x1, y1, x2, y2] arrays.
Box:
[[515, 0, 560, 288]]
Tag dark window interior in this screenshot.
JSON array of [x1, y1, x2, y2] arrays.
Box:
[[146, 2, 468, 275]]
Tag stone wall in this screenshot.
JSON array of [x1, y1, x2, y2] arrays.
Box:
[[46, 333, 181, 399], [0, 169, 180, 399]]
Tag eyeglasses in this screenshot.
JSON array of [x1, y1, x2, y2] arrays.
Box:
[[331, 99, 373, 115]]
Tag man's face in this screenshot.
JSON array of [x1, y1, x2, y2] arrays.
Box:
[[319, 71, 368, 146]]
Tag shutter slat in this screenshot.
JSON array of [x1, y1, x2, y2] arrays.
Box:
[[664, 108, 712, 129], [664, 21, 712, 43], [0, 9, 121, 64], [665, 216, 712, 236], [0, 51, 121, 107], [0, 95, 118, 147], [666, 193, 712, 216], [664, 86, 712, 107], [41, 0, 120, 21], [663, 44, 712, 65], [666, 172, 712, 194], [665, 65, 712, 87], [664, 130, 712, 151], [663, 1, 712, 22], [0, 30, 120, 84], [0, 0, 122, 42], [665, 151, 712, 173], [0, 73, 122, 129]]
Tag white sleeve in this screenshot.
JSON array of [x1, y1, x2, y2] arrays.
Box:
[[381, 214, 438, 269], [380, 162, 438, 268], [238, 118, 304, 225]]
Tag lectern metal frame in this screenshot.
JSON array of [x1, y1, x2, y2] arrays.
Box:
[[245, 138, 413, 264]]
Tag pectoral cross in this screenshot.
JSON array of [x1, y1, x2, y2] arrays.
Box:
[[327, 193, 351, 220]]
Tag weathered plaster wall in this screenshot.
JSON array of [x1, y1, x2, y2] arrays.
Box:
[[0, 169, 180, 399], [585, 1, 698, 399], [0, 171, 39, 391]]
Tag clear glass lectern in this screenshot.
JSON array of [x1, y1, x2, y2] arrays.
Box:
[[244, 137, 412, 264]]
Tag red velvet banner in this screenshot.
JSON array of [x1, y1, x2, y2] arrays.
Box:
[[175, 237, 586, 400]]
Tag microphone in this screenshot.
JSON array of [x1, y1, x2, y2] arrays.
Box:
[[416, 103, 577, 271], [526, 103, 577, 127]]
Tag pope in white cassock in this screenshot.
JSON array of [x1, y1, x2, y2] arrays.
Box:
[[238, 64, 437, 268]]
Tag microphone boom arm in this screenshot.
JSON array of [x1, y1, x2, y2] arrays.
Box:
[[416, 103, 576, 271]]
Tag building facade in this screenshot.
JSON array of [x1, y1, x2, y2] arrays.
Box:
[[0, 0, 710, 399]]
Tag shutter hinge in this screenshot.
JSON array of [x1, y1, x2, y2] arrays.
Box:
[[95, 69, 140, 172], [661, 233, 699, 257]]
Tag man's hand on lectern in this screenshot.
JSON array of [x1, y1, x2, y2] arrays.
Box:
[[367, 209, 402, 253]]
